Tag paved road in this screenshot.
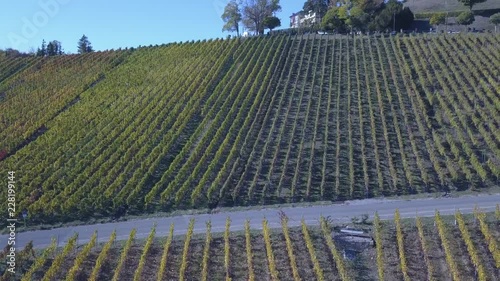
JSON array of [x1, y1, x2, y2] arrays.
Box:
[[3, 194, 499, 249]]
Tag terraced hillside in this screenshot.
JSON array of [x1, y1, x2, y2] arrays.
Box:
[[3, 208, 499, 280], [0, 50, 130, 159], [0, 34, 499, 224]]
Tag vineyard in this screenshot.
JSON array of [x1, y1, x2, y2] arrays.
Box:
[[2, 208, 499, 280], [0, 34, 499, 224]]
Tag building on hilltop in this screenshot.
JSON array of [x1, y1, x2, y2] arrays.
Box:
[[290, 12, 303, 28], [290, 10, 321, 28]]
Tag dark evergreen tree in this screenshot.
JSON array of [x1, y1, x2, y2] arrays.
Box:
[[370, 0, 413, 31], [46, 40, 63, 56], [395, 7, 414, 30], [302, 0, 329, 17], [77, 35, 94, 54], [36, 40, 46, 57]]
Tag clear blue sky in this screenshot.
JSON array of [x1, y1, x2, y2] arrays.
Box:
[[1, 0, 299, 54]]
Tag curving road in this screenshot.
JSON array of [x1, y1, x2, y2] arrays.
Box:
[[3, 193, 499, 249]]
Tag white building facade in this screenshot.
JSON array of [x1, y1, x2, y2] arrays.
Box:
[[290, 10, 321, 28]]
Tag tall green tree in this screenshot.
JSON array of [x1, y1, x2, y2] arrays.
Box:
[[490, 12, 500, 33], [370, 0, 413, 31], [302, 0, 329, 17], [322, 0, 413, 32], [47, 41, 55, 56], [77, 34, 94, 54], [222, 0, 242, 37], [345, 6, 369, 31], [36, 40, 46, 57], [352, 0, 382, 13], [321, 7, 347, 32], [242, 0, 281, 35], [457, 0, 487, 10], [46, 40, 63, 56], [396, 7, 414, 30]]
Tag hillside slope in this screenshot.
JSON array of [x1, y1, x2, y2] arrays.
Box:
[[404, 0, 500, 13], [1, 34, 499, 224]]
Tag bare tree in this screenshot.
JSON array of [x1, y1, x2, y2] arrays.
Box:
[[242, 0, 281, 35]]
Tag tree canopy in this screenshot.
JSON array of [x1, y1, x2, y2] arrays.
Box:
[[242, 0, 281, 35], [321, 7, 347, 32], [457, 0, 487, 10], [429, 13, 446, 26], [36, 39, 63, 56], [490, 13, 500, 32], [302, 0, 329, 17], [321, 0, 413, 32], [345, 6, 369, 30], [263, 16, 281, 31], [222, 0, 242, 37], [352, 0, 382, 13], [47, 40, 63, 56], [1, 48, 27, 58], [395, 7, 414, 30], [456, 10, 475, 26], [36, 40, 47, 57], [78, 35, 94, 54], [373, 0, 403, 31]]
